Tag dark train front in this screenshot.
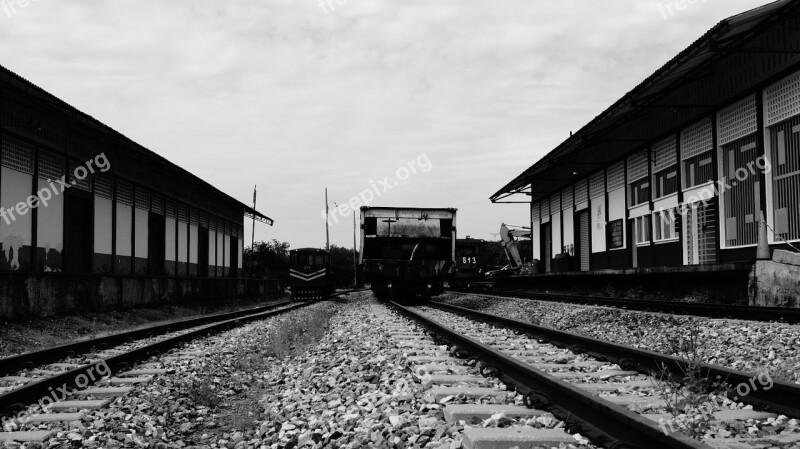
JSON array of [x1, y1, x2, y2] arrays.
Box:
[[288, 248, 334, 301], [359, 207, 456, 302], [450, 238, 496, 291]]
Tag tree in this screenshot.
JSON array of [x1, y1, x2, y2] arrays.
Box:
[[244, 239, 290, 279], [328, 245, 359, 288]]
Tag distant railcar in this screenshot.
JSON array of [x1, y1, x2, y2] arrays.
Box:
[[359, 207, 456, 302], [450, 238, 496, 291], [288, 248, 333, 301]]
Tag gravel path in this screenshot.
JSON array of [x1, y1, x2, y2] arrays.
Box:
[[435, 293, 800, 384]]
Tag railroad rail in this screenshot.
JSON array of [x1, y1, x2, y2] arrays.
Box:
[[390, 300, 800, 448], [0, 300, 311, 415], [458, 289, 800, 323]]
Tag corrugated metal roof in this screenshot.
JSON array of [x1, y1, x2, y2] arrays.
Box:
[[491, 0, 798, 203]]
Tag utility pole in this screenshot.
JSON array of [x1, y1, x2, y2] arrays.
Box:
[[325, 188, 330, 251], [353, 212, 358, 287], [251, 185, 256, 276]]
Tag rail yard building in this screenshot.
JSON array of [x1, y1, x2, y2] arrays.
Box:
[[0, 64, 274, 318], [492, 0, 800, 305]]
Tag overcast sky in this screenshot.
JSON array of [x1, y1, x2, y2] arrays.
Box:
[[0, 0, 772, 249]]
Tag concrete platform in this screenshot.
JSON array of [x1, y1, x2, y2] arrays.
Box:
[[444, 404, 547, 423], [48, 399, 110, 410], [424, 386, 510, 402], [462, 427, 575, 449], [0, 431, 53, 442]]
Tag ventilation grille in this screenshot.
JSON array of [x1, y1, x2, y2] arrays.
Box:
[[165, 199, 177, 218], [151, 193, 164, 215], [550, 194, 561, 214], [135, 188, 149, 210], [561, 187, 574, 210], [200, 211, 209, 228], [190, 209, 199, 226], [607, 162, 625, 191], [38, 150, 64, 180], [208, 217, 216, 233], [681, 118, 713, 160], [177, 205, 188, 223], [95, 173, 112, 199], [541, 198, 550, 218], [575, 179, 588, 204], [116, 181, 133, 206], [1, 135, 33, 174], [590, 172, 605, 198], [68, 160, 92, 192], [531, 202, 541, 222], [652, 136, 677, 172], [237, 225, 244, 240], [718, 95, 757, 146], [627, 152, 648, 183], [765, 71, 800, 127]]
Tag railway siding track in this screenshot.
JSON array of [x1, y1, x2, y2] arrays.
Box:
[[475, 290, 800, 324], [0, 300, 311, 443], [395, 301, 800, 448]]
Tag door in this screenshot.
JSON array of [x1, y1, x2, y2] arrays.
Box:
[[542, 223, 552, 273], [63, 190, 93, 273], [686, 202, 717, 265], [577, 210, 590, 271]]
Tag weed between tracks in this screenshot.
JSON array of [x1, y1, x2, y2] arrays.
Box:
[[654, 320, 730, 438]]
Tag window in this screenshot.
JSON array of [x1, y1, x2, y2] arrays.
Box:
[[629, 178, 650, 207], [653, 167, 679, 198], [634, 215, 651, 245], [606, 219, 624, 249], [653, 209, 679, 242]]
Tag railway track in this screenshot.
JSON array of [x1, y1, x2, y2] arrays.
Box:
[[452, 289, 800, 323], [0, 300, 312, 443], [387, 300, 800, 449]]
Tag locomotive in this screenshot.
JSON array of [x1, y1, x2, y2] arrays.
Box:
[[450, 238, 497, 291], [359, 207, 456, 302], [288, 248, 334, 300]]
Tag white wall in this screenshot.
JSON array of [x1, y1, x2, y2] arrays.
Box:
[[37, 177, 63, 258], [551, 212, 562, 256], [208, 230, 217, 275], [177, 221, 188, 263], [134, 209, 148, 260], [189, 224, 198, 264], [531, 220, 541, 260], [591, 197, 606, 253], [93, 196, 112, 255], [0, 168, 32, 270], [562, 211, 574, 252], [165, 217, 176, 262], [115, 203, 132, 257]]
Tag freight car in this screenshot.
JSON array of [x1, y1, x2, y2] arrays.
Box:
[[360, 207, 456, 302], [288, 248, 334, 301]]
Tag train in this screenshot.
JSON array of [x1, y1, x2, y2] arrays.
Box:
[[288, 248, 334, 300], [359, 207, 456, 302], [450, 238, 497, 291]]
